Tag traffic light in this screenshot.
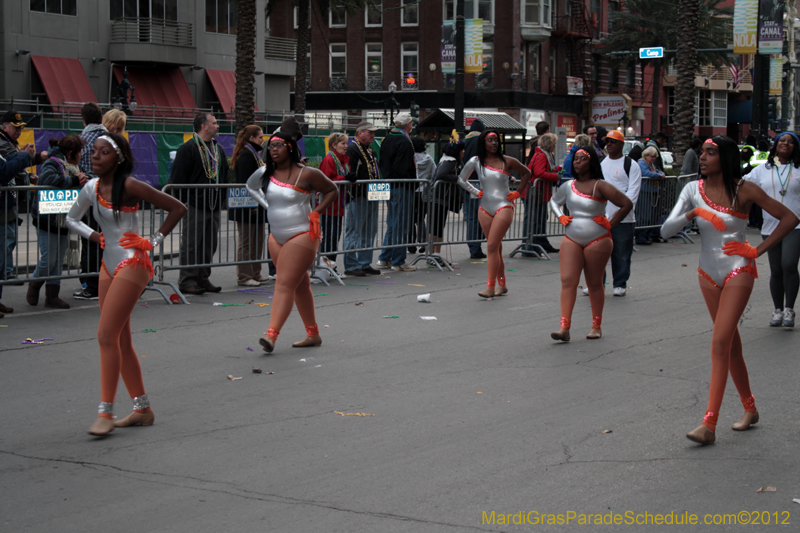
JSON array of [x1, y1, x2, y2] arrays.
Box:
[[410, 101, 420, 118], [768, 97, 778, 122]]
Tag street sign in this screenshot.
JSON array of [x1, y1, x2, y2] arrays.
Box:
[[38, 189, 79, 214], [367, 182, 390, 201], [227, 187, 257, 209], [639, 47, 664, 59]]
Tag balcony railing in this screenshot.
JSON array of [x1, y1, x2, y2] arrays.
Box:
[[330, 76, 347, 91], [475, 72, 493, 91], [110, 18, 193, 46], [265, 36, 297, 61], [366, 74, 383, 91], [402, 75, 419, 90]]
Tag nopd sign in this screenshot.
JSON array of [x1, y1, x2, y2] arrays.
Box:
[[590, 94, 631, 127], [38, 189, 80, 214]]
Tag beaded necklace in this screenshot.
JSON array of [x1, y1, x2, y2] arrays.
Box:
[[193, 133, 220, 181], [357, 141, 379, 179], [245, 143, 265, 167], [771, 160, 791, 197], [328, 151, 350, 176]]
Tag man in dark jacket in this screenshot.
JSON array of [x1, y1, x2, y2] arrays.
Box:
[[462, 119, 486, 258], [0, 146, 34, 317], [170, 113, 228, 294], [343, 121, 381, 276], [375, 112, 417, 271]]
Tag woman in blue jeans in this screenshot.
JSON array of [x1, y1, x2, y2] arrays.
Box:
[[27, 136, 88, 308]]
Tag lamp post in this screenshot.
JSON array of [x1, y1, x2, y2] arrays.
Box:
[[114, 66, 137, 115], [388, 80, 398, 125]]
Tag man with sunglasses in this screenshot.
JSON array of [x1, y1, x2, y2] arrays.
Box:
[[600, 130, 641, 297]]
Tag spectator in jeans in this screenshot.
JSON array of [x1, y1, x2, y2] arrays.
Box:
[[524, 132, 561, 255], [73, 103, 108, 300], [343, 121, 381, 276], [636, 146, 666, 245], [170, 113, 228, 294], [375, 113, 418, 272], [318, 132, 349, 272], [461, 119, 486, 258], [600, 129, 641, 296]]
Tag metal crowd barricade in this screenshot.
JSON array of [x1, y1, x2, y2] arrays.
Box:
[[634, 175, 696, 244], [507, 178, 565, 259]]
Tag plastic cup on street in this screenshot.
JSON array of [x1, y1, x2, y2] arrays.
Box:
[[417, 293, 431, 303]]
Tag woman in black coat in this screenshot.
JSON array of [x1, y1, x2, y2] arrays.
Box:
[[229, 125, 274, 286]]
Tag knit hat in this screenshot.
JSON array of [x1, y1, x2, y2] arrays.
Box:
[[469, 119, 485, 133]]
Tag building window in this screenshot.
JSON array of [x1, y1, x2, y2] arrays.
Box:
[[522, 0, 550, 26], [591, 54, 601, 90], [667, 87, 675, 125], [695, 90, 711, 126], [625, 62, 636, 88], [206, 0, 237, 34], [293, 2, 311, 29], [549, 47, 556, 79], [476, 42, 493, 90], [111, 0, 178, 20], [543, 0, 551, 26], [402, 0, 418, 26], [330, 44, 347, 77], [329, 3, 346, 27], [401, 43, 419, 89], [366, 1, 382, 26], [30, 0, 77, 16], [609, 66, 618, 88], [366, 43, 383, 91], [444, 0, 493, 23], [712, 90, 727, 127]]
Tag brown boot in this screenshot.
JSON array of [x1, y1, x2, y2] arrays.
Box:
[[26, 280, 44, 306], [0, 302, 13, 314], [44, 284, 71, 309], [292, 335, 322, 347]]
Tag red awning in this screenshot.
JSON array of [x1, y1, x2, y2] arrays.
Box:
[[206, 69, 258, 115], [113, 66, 197, 118], [31, 55, 97, 112]]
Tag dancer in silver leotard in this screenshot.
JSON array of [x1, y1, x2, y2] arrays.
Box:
[[246, 166, 312, 244], [65, 133, 186, 437], [246, 133, 338, 353], [549, 180, 610, 247], [661, 180, 753, 287], [454, 130, 531, 298], [658, 136, 798, 445], [458, 156, 513, 215]]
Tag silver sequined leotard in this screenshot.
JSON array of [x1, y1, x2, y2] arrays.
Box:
[[661, 180, 755, 287], [457, 156, 513, 216], [549, 180, 610, 247], [66, 178, 142, 277], [246, 166, 312, 244]]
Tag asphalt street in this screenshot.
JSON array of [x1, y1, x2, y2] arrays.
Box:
[[1, 230, 799, 532]]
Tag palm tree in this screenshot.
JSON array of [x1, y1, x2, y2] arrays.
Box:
[[601, 0, 732, 141], [234, 0, 257, 135], [673, 0, 702, 170]]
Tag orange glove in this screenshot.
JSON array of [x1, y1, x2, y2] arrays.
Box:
[[309, 211, 321, 242], [98, 232, 105, 250], [507, 191, 520, 202], [722, 240, 758, 259], [693, 207, 727, 231], [119, 232, 153, 251], [477, 190, 484, 199], [558, 215, 573, 226], [593, 215, 611, 230]]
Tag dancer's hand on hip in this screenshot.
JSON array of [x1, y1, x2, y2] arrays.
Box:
[[692, 207, 727, 231], [308, 211, 321, 242], [119, 232, 153, 251], [98, 232, 105, 250], [593, 215, 611, 230], [558, 215, 573, 226], [722, 240, 758, 259], [477, 190, 483, 199], [507, 191, 520, 202]]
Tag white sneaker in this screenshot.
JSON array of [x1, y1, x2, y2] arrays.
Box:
[[391, 263, 417, 272], [582, 287, 589, 295], [613, 287, 626, 297], [238, 279, 260, 287], [376, 260, 392, 269], [783, 308, 795, 328], [769, 308, 784, 327]]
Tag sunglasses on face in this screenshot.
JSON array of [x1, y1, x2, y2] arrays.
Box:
[[269, 143, 288, 150], [605, 139, 619, 145]]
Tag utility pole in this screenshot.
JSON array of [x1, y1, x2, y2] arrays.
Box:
[[454, 1, 465, 138], [752, 54, 769, 138]]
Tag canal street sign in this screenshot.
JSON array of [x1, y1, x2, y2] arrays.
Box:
[[639, 47, 664, 59]]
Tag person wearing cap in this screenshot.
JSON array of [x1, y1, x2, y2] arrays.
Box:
[[343, 120, 382, 276], [600, 129, 641, 297], [742, 131, 800, 329], [0, 145, 35, 318], [461, 119, 487, 258], [1, 110, 48, 287], [375, 112, 418, 272]]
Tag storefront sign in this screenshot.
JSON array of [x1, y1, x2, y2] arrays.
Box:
[[521, 109, 546, 137], [37, 189, 79, 215], [557, 115, 578, 138], [566, 77, 583, 96], [590, 95, 630, 127]]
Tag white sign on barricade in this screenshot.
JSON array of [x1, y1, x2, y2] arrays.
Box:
[[38, 189, 80, 214], [368, 182, 390, 201], [227, 187, 258, 209]]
